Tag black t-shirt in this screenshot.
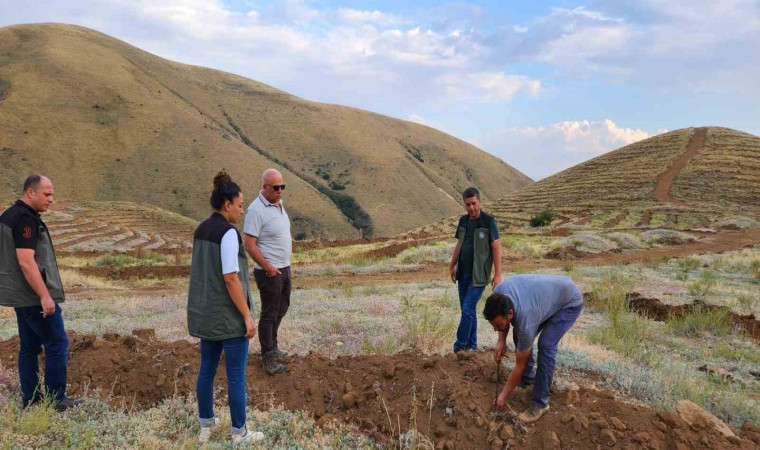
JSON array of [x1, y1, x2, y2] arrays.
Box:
[[455, 212, 499, 276], [0, 201, 42, 249]]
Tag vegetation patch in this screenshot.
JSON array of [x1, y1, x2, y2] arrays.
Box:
[[529, 208, 554, 227], [666, 306, 733, 337], [560, 234, 617, 253], [641, 229, 696, 246]]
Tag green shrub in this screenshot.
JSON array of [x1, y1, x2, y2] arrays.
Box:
[[677, 258, 701, 271], [401, 305, 456, 353], [529, 208, 554, 227], [737, 294, 759, 314], [562, 262, 574, 273], [687, 269, 717, 298], [294, 232, 308, 241], [93, 254, 138, 267]]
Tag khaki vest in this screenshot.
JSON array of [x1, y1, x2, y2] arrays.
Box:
[[187, 213, 253, 341], [456, 221, 494, 288]]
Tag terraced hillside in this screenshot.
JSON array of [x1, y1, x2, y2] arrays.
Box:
[[0, 24, 531, 239], [39, 202, 196, 254], [672, 127, 760, 207], [414, 127, 760, 236]]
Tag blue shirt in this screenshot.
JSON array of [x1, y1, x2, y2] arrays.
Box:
[[493, 275, 583, 352]]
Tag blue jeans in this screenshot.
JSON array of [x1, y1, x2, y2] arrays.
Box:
[[197, 337, 249, 432], [14, 304, 69, 406], [516, 303, 583, 407], [454, 275, 486, 352]]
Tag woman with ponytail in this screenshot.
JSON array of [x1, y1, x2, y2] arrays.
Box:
[[187, 171, 263, 443]]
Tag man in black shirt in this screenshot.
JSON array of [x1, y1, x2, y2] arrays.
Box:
[[0, 175, 81, 411], [449, 187, 502, 353]]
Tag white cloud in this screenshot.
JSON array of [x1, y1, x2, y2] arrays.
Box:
[[480, 119, 658, 179], [511, 119, 650, 153], [337, 8, 401, 26], [513, 25, 528, 33], [406, 114, 444, 131], [436, 72, 541, 103]]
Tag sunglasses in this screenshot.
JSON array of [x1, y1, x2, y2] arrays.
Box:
[[266, 184, 286, 191]]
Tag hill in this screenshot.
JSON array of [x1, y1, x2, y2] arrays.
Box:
[[414, 127, 760, 236], [0, 23, 532, 239]]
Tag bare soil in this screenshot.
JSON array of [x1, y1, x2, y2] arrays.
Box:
[[0, 332, 756, 449], [296, 228, 760, 288], [603, 211, 630, 229]]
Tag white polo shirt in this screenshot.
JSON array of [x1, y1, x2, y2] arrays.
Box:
[[244, 191, 292, 269]]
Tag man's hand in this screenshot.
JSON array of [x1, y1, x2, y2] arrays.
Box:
[[492, 273, 502, 289], [41, 295, 55, 318], [493, 339, 506, 363], [449, 265, 456, 283], [244, 315, 256, 339], [265, 264, 281, 278], [495, 390, 508, 410]]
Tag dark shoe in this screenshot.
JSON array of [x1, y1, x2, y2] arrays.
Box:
[[518, 403, 550, 423], [262, 357, 286, 376], [272, 348, 289, 361], [518, 380, 533, 388], [54, 398, 83, 412]]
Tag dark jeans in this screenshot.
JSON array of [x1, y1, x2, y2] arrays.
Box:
[[253, 266, 291, 357], [197, 337, 249, 432], [454, 274, 486, 352], [515, 303, 583, 407], [14, 304, 69, 406]]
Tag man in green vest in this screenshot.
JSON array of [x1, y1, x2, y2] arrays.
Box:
[[0, 175, 81, 411], [449, 187, 502, 353]]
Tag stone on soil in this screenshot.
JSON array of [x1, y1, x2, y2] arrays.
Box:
[[542, 431, 560, 450], [600, 428, 617, 446], [609, 416, 627, 431], [342, 392, 358, 409], [675, 400, 736, 439], [499, 424, 515, 440]]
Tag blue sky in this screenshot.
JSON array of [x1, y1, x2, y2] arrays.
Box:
[[2, 0, 759, 180]]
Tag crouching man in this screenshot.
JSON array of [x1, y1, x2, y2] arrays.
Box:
[[484, 274, 583, 423]]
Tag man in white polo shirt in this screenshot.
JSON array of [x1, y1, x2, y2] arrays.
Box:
[[243, 169, 292, 376]]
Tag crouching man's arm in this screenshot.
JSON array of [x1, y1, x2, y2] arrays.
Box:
[[496, 349, 531, 410]]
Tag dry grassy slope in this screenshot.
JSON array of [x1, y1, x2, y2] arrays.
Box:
[[672, 127, 760, 207], [0, 24, 531, 238], [413, 127, 760, 235]]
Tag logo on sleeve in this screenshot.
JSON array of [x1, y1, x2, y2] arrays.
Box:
[[22, 227, 32, 239]]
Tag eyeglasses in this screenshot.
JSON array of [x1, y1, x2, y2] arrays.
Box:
[[265, 184, 286, 191]]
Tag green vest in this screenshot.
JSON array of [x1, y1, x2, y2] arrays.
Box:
[[456, 219, 494, 288], [0, 204, 65, 308], [187, 213, 253, 341]]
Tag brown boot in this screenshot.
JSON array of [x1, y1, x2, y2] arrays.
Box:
[[262, 355, 285, 375], [518, 404, 550, 423]]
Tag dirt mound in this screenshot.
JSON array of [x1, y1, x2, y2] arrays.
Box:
[[63, 265, 190, 279], [545, 247, 588, 261], [0, 332, 755, 449], [361, 241, 423, 259], [626, 293, 760, 341]]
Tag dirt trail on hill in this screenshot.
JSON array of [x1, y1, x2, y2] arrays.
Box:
[[655, 127, 707, 204], [295, 228, 760, 288], [0, 332, 756, 449]]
